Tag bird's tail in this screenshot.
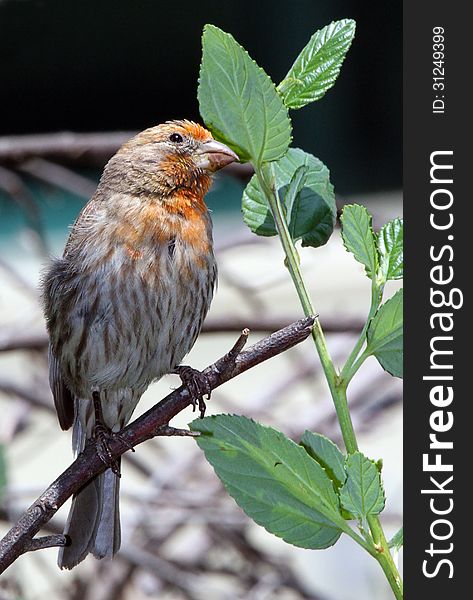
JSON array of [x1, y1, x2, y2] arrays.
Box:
[[58, 463, 121, 569], [58, 396, 122, 569]]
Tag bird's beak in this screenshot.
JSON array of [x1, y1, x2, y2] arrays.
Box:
[[195, 140, 239, 172]]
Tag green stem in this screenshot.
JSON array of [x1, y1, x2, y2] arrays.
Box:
[[340, 281, 383, 386], [336, 387, 403, 600], [342, 522, 402, 600], [341, 523, 378, 557], [256, 164, 358, 452], [368, 516, 404, 600], [256, 163, 403, 599], [347, 348, 371, 383]]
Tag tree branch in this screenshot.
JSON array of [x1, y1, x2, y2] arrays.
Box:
[[0, 316, 314, 574]]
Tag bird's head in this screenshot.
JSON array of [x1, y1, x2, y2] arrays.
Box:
[[106, 120, 239, 199]]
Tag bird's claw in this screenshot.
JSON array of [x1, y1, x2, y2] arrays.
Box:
[[91, 390, 133, 476], [94, 423, 120, 476], [173, 365, 211, 418], [93, 423, 134, 476]]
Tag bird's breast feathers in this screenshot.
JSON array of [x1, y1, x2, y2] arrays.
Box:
[[69, 190, 214, 278], [48, 190, 217, 396]]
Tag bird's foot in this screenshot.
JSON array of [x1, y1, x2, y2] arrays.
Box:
[[173, 365, 211, 418], [155, 424, 201, 437], [91, 390, 134, 475], [93, 424, 135, 476], [93, 422, 121, 477]]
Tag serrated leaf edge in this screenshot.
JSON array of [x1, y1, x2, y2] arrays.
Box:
[[340, 204, 378, 277], [377, 218, 404, 281], [191, 414, 347, 530], [340, 452, 386, 519], [199, 24, 292, 164], [278, 19, 356, 109]]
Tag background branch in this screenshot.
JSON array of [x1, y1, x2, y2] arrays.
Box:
[[0, 132, 136, 164], [0, 316, 314, 575], [0, 132, 254, 179], [0, 315, 362, 354]]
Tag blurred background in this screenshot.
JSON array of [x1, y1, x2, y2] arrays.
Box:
[[0, 1, 402, 599]]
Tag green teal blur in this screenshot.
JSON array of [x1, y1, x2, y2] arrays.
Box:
[[0, 172, 245, 255]]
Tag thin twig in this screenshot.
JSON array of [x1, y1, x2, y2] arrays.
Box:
[[0, 316, 314, 574], [19, 158, 98, 198], [24, 534, 68, 552], [0, 132, 136, 164]]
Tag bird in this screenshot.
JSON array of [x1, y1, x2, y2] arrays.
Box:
[[41, 120, 238, 569]]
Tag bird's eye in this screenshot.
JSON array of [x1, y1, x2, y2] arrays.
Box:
[[169, 133, 183, 144]]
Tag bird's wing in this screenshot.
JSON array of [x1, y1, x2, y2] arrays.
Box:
[[49, 345, 75, 430]]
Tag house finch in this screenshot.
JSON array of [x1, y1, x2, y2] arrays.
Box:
[[41, 120, 238, 569]]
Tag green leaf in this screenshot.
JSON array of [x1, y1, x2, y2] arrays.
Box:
[[340, 452, 385, 519], [285, 165, 309, 234], [340, 204, 378, 278], [367, 288, 403, 378], [198, 24, 292, 164], [242, 148, 336, 247], [191, 415, 345, 549], [278, 19, 356, 109], [389, 526, 404, 551], [300, 431, 346, 489], [378, 218, 404, 281]]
